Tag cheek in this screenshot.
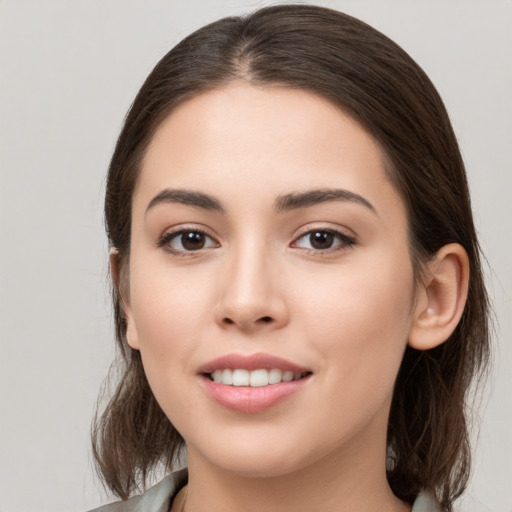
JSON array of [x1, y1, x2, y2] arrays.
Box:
[[303, 252, 413, 322], [128, 263, 213, 376], [297, 254, 415, 397], [128, 266, 214, 434]]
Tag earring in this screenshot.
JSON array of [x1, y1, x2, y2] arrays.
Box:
[[426, 307, 434, 315]]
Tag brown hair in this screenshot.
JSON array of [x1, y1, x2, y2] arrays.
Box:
[[92, 5, 490, 510]]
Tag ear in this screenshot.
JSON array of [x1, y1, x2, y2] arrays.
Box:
[[408, 243, 469, 350], [110, 249, 140, 350]]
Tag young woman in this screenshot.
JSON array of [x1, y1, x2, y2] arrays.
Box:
[[90, 5, 490, 512]]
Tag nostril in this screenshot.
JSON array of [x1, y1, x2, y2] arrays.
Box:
[[221, 316, 273, 326]]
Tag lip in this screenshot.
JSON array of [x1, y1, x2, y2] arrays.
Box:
[[197, 353, 310, 374], [197, 353, 312, 413]]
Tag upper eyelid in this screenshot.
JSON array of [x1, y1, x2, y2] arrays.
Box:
[[292, 229, 356, 244], [160, 224, 216, 238], [292, 223, 356, 239]]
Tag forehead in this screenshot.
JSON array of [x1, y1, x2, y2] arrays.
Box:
[[135, 83, 402, 218]]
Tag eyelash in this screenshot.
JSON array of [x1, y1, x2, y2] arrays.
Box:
[[157, 227, 217, 257], [157, 227, 357, 257], [291, 228, 357, 255]]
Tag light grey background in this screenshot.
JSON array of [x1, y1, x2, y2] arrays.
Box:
[[0, 1, 510, 511]]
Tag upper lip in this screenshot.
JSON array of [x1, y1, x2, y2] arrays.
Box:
[[198, 353, 311, 374]]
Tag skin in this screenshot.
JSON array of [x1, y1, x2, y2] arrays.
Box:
[[120, 83, 468, 512]]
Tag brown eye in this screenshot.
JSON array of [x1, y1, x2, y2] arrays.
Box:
[[159, 229, 218, 254], [181, 231, 206, 250], [309, 231, 334, 250], [293, 229, 356, 253]]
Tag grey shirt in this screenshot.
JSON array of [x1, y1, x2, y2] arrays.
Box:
[[89, 469, 440, 512]]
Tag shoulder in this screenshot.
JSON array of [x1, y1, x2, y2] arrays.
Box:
[[412, 491, 441, 512], [87, 469, 188, 512]]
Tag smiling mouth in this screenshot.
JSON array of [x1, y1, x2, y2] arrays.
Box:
[[206, 368, 312, 387]]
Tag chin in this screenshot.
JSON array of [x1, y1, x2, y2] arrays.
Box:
[[187, 426, 336, 480], [212, 452, 310, 479]]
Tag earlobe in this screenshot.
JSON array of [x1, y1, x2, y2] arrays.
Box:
[[109, 249, 140, 350], [408, 243, 469, 351]]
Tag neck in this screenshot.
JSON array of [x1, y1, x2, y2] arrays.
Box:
[[183, 436, 410, 512]]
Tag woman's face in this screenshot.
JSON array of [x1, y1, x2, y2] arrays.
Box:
[[125, 84, 421, 477]]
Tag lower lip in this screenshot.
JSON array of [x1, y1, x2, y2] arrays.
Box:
[[200, 375, 311, 413]]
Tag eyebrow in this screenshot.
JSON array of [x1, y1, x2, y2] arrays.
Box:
[[146, 187, 376, 215], [274, 188, 376, 214], [146, 189, 225, 214]]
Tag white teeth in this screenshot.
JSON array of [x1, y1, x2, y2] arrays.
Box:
[[221, 369, 233, 385], [268, 368, 283, 384], [249, 369, 269, 387], [209, 368, 307, 387], [232, 369, 250, 386], [282, 371, 294, 382]]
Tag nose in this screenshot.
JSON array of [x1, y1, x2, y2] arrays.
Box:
[[214, 245, 289, 333]]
